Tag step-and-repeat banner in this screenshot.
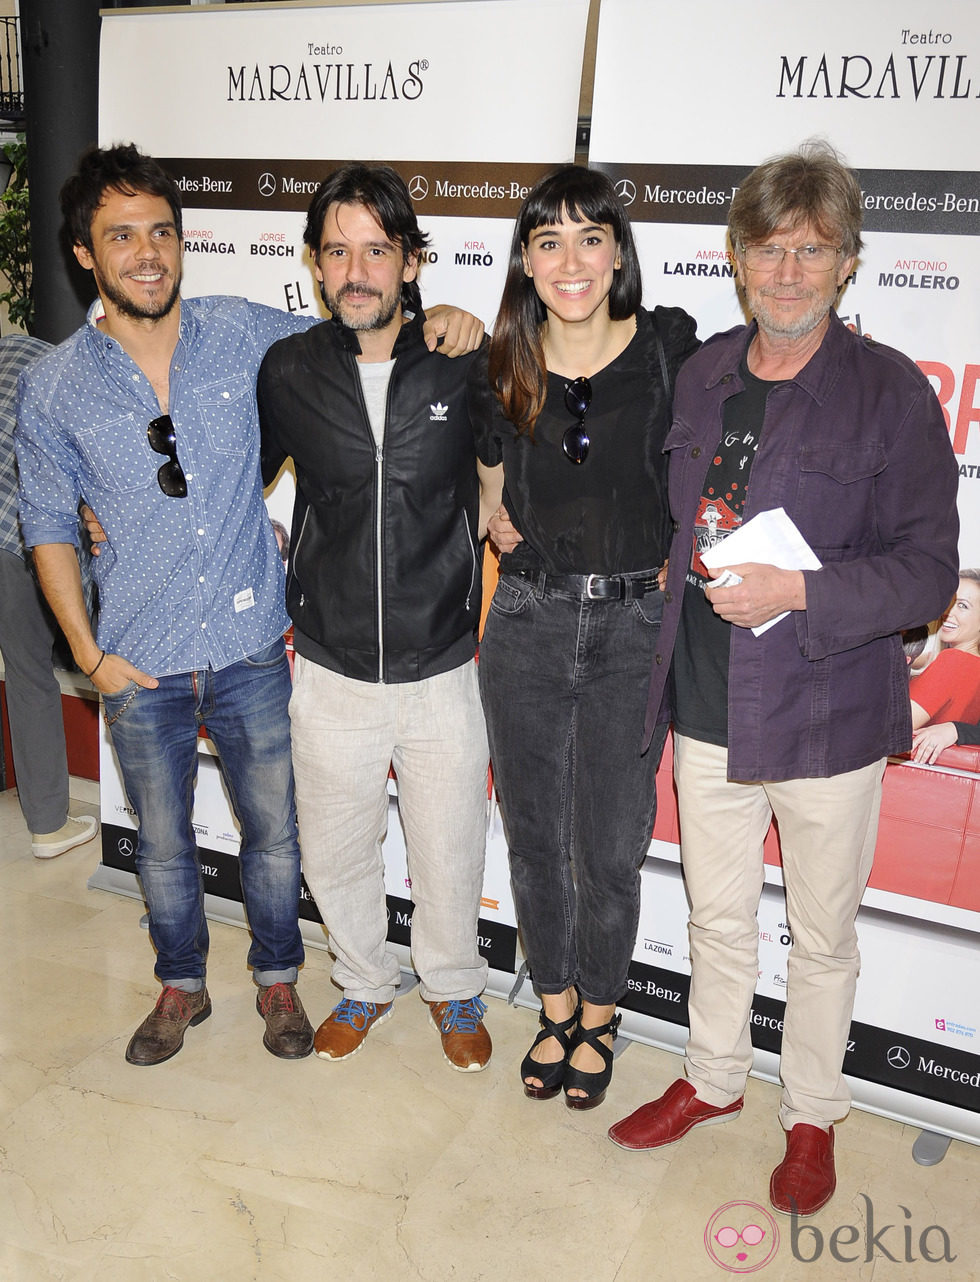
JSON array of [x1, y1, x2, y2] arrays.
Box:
[[92, 0, 978, 1144], [591, 0, 979, 1144]]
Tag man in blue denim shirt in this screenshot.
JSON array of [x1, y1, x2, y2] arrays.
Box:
[[16, 145, 317, 1065]]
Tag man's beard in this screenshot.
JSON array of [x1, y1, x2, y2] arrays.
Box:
[[746, 280, 839, 342], [96, 266, 181, 322], [320, 281, 401, 332]]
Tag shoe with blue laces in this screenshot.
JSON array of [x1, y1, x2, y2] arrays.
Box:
[[314, 998, 392, 1061], [426, 996, 491, 1072]]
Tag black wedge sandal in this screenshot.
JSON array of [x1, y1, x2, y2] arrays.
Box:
[[520, 1003, 581, 1100], [563, 1011, 622, 1111]]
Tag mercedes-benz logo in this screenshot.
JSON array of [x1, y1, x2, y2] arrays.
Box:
[[615, 178, 637, 206], [118, 836, 135, 858], [258, 172, 277, 198], [887, 1045, 911, 1070], [408, 174, 429, 201]]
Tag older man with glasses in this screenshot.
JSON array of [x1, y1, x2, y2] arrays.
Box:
[[608, 141, 960, 1217]]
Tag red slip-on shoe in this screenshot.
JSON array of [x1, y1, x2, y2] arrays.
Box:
[[769, 1124, 836, 1216], [608, 1077, 743, 1150]]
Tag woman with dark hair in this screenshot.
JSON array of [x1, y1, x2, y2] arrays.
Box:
[[476, 166, 698, 1109]]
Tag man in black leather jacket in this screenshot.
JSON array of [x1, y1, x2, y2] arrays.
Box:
[[259, 165, 502, 1073]]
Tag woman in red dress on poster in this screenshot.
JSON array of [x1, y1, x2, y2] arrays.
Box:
[[910, 570, 980, 728]]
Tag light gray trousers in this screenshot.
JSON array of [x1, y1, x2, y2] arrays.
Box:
[[0, 549, 70, 834], [289, 655, 489, 1005]]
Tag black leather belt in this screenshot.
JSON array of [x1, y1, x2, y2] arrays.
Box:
[[513, 567, 662, 600]]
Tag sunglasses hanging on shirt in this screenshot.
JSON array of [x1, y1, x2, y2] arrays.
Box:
[[147, 414, 188, 497], [562, 376, 592, 465]]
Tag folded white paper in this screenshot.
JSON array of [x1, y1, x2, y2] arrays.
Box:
[[700, 506, 821, 636]]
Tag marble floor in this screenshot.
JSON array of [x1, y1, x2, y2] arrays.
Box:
[[1, 787, 976, 1282]]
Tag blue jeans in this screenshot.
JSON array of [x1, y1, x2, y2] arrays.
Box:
[[102, 639, 304, 988], [478, 572, 668, 1006]]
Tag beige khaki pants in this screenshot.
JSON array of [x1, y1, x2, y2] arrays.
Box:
[[673, 733, 885, 1130]]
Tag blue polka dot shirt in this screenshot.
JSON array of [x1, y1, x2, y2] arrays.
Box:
[[16, 296, 317, 677]]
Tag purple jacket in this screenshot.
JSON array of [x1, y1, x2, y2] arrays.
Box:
[[644, 311, 960, 781]]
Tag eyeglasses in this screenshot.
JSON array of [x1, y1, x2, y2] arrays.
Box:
[[741, 243, 842, 272], [562, 376, 592, 465], [146, 414, 188, 497]]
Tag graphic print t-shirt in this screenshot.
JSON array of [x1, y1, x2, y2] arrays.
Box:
[[672, 359, 780, 746]]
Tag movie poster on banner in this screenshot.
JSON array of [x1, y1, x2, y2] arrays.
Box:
[[591, 0, 980, 1139], [94, 0, 588, 989]]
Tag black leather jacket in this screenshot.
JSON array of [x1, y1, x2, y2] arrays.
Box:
[[258, 312, 487, 683]]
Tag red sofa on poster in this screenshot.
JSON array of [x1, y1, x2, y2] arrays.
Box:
[[652, 732, 980, 913]]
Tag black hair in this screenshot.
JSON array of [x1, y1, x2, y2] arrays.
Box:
[[60, 143, 183, 252], [303, 164, 430, 311], [488, 166, 641, 433]]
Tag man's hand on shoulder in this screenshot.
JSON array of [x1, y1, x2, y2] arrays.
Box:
[[423, 305, 485, 357]]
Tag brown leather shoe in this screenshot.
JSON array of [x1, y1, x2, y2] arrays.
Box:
[[608, 1078, 743, 1149], [427, 997, 491, 1072], [314, 999, 393, 1060], [256, 982, 314, 1059], [769, 1124, 836, 1216], [125, 985, 211, 1066]]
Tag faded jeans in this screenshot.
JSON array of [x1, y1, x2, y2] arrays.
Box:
[[102, 639, 304, 990]]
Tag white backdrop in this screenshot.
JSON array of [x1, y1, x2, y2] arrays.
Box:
[[90, 0, 979, 1143]]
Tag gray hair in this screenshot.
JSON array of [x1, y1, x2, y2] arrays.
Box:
[[728, 139, 863, 259]]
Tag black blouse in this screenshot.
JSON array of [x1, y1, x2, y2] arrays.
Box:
[[477, 306, 700, 576]]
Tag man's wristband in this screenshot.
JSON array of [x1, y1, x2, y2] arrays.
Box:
[[85, 649, 106, 679]]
